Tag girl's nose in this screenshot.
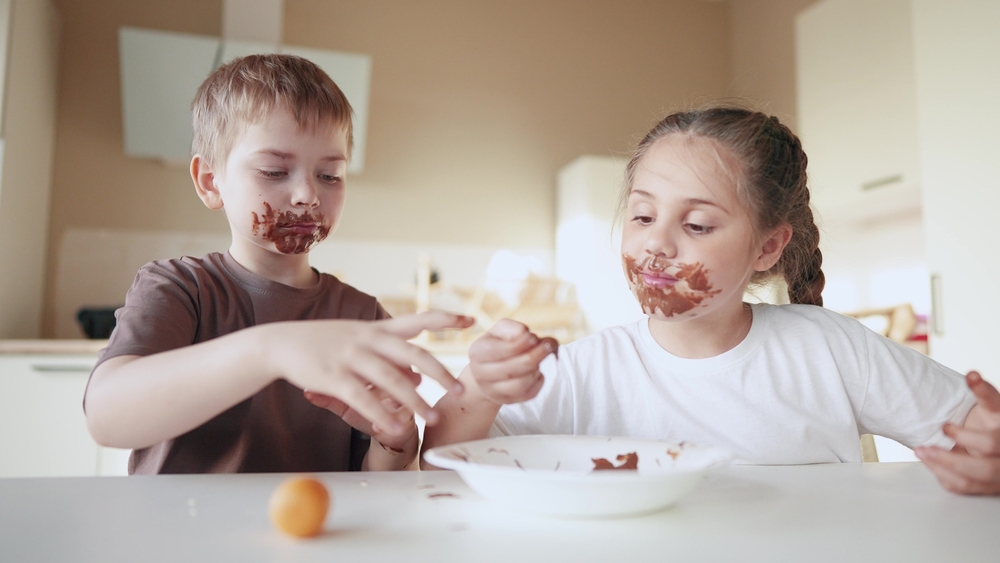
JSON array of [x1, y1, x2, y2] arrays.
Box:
[[643, 225, 678, 259]]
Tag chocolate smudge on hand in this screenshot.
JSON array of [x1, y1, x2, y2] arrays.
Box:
[[540, 336, 560, 359], [380, 443, 406, 454]]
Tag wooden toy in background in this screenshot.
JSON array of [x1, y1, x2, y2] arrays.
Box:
[[380, 254, 590, 354], [845, 303, 928, 355]]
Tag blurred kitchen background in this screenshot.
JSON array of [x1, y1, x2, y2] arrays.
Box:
[[0, 0, 998, 475]]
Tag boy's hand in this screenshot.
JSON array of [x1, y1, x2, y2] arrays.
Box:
[[916, 371, 1000, 495], [264, 310, 475, 439], [466, 319, 558, 405], [303, 388, 417, 452]]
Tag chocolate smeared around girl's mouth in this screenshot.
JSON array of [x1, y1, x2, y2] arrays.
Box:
[[251, 202, 331, 254], [622, 254, 722, 317]]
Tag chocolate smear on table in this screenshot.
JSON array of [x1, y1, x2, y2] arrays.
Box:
[[251, 202, 330, 254], [591, 452, 639, 471], [622, 254, 721, 317]]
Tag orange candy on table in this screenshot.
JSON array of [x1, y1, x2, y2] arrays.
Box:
[[268, 476, 331, 538]]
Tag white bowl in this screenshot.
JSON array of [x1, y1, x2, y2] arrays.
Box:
[[423, 435, 732, 518]]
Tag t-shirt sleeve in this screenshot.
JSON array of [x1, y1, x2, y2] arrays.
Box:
[[856, 328, 976, 450], [490, 353, 576, 437], [95, 263, 200, 366]]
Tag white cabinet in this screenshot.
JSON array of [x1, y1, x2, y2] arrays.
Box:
[[795, 0, 922, 225], [0, 355, 129, 477], [911, 1, 1000, 381], [555, 156, 643, 333], [796, 0, 1000, 382], [118, 27, 372, 172]]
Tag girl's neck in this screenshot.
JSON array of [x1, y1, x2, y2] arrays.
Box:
[[647, 301, 753, 359]]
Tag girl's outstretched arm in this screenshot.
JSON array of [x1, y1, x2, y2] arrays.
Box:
[[915, 371, 1000, 495], [421, 319, 556, 469]]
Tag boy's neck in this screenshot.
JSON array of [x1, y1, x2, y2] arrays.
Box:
[[646, 301, 753, 359], [228, 242, 319, 288]]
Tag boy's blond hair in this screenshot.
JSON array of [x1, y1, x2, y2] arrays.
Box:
[[191, 54, 354, 168]]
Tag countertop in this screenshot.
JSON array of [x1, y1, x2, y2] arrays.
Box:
[[1, 463, 998, 562], [0, 339, 106, 355]]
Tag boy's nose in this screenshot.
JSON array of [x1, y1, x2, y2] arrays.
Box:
[[290, 177, 320, 208]]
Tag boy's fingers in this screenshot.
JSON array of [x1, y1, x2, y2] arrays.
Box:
[[944, 423, 1000, 456], [373, 337, 464, 396], [352, 354, 439, 424], [335, 377, 410, 436], [380, 310, 476, 339], [967, 371, 1000, 413], [303, 390, 346, 414]]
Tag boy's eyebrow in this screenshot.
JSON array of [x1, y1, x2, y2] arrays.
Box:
[[252, 149, 348, 162]]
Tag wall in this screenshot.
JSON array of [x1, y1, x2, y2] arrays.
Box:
[[41, 0, 731, 336], [728, 0, 819, 131], [0, 0, 60, 338]]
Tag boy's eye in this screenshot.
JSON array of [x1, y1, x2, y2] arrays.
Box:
[[318, 174, 342, 184], [257, 169, 286, 179], [685, 223, 714, 234]]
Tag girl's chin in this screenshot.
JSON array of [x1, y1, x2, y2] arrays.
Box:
[[644, 311, 697, 322]]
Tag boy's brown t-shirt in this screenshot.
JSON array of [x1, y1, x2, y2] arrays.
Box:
[[89, 251, 388, 474]]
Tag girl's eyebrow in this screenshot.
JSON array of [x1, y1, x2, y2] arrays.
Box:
[[629, 190, 723, 210]]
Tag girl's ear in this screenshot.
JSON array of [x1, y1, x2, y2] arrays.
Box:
[[753, 224, 793, 272], [191, 155, 224, 210]]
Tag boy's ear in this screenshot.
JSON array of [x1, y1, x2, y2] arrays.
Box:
[[191, 155, 224, 210], [753, 224, 793, 272]]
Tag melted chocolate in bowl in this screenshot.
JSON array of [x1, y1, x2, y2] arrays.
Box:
[[251, 202, 331, 254], [591, 452, 639, 471], [622, 254, 722, 317]]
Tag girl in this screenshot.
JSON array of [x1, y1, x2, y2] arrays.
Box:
[[423, 107, 1000, 495]]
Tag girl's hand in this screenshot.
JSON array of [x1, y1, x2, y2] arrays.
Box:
[[916, 371, 1000, 495], [466, 319, 558, 405], [264, 310, 475, 438]]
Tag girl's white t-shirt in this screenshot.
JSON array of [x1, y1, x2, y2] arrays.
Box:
[[491, 303, 976, 464]]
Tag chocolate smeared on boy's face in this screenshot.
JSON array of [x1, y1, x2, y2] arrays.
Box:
[[622, 254, 722, 317], [251, 202, 331, 254]]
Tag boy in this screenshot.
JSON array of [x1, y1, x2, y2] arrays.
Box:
[[84, 54, 472, 474]]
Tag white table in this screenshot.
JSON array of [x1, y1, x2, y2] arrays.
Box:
[[1, 463, 997, 562]]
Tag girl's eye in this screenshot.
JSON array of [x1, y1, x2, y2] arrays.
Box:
[[685, 223, 714, 234], [318, 174, 342, 184], [631, 215, 654, 225], [257, 169, 286, 180]]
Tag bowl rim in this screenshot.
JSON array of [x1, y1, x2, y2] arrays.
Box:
[[423, 434, 733, 482]]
